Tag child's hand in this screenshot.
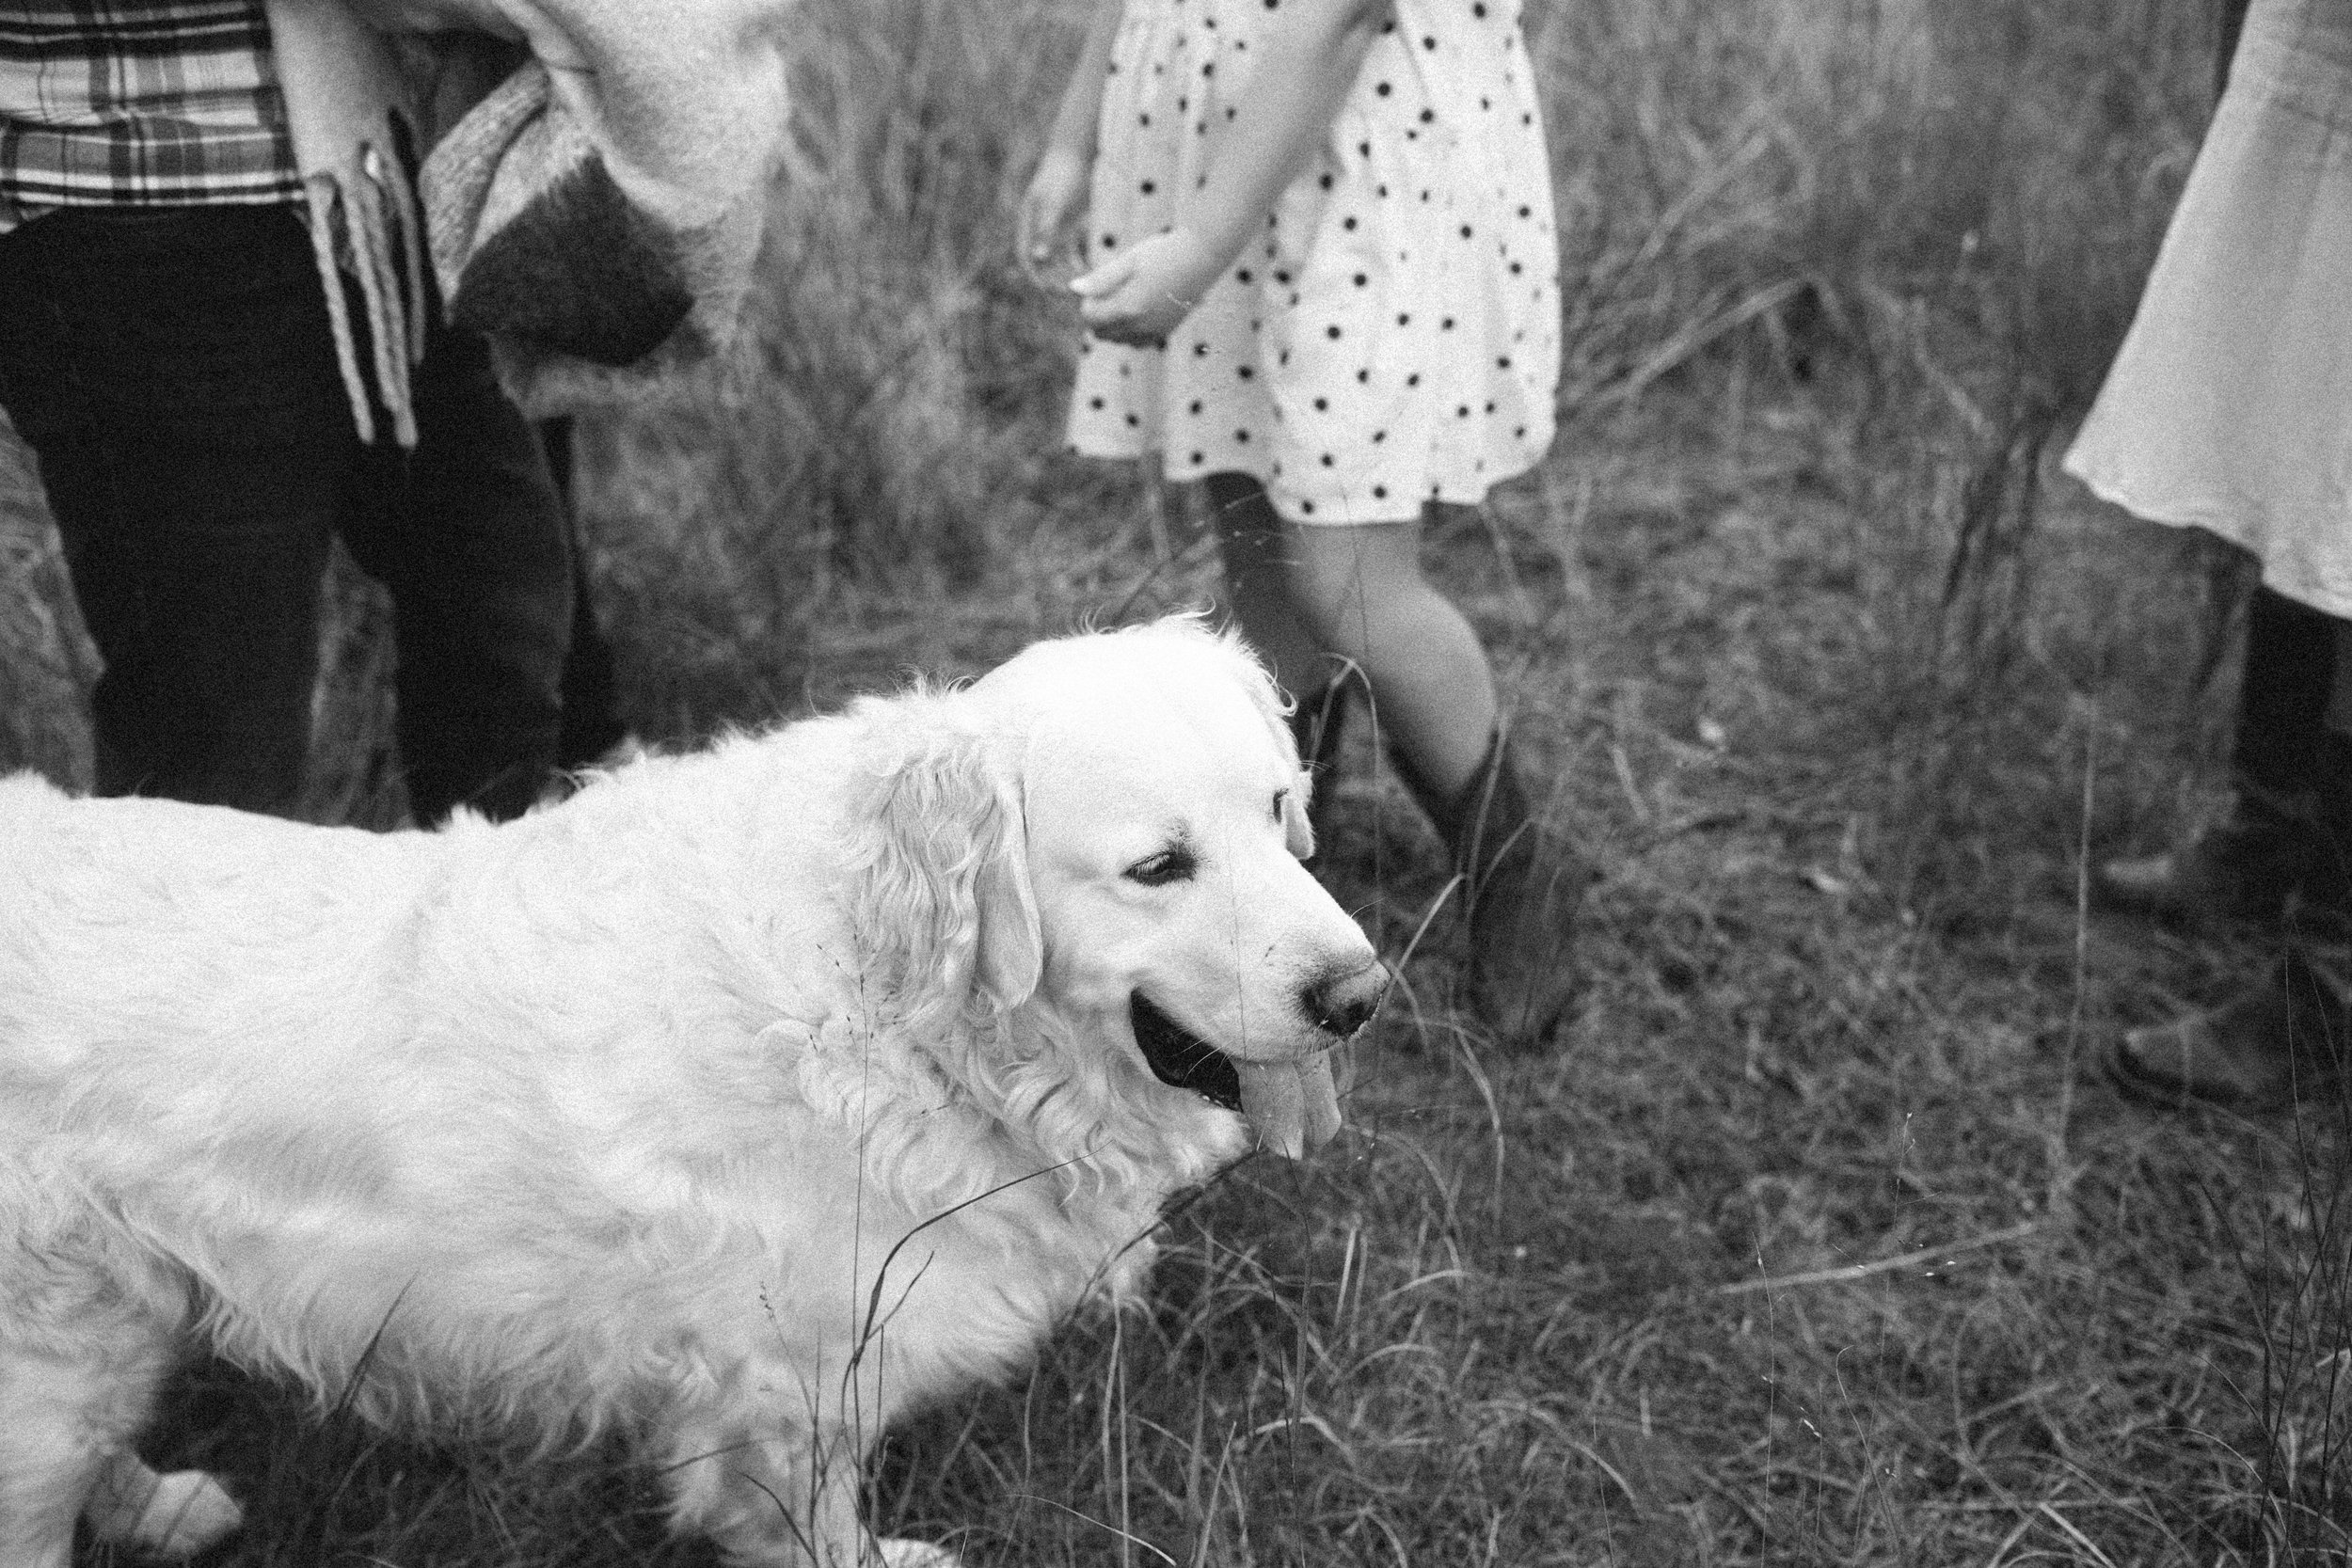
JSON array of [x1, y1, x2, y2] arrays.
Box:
[[1019, 146, 1091, 288], [1072, 228, 1224, 346]]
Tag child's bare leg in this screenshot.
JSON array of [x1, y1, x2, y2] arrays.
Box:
[[1203, 472, 1332, 702], [1275, 510, 1583, 1041], [1278, 519, 1500, 797]]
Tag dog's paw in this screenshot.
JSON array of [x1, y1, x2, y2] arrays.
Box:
[[874, 1539, 961, 1568], [86, 1466, 245, 1558]]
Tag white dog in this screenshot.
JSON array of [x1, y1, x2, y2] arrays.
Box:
[[0, 618, 1386, 1568]]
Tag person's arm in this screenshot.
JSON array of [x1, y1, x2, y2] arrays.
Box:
[[1018, 0, 1126, 284], [1072, 0, 1391, 345]]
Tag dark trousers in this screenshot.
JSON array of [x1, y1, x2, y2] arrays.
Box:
[[2207, 0, 2346, 803], [540, 418, 627, 770], [2237, 586, 2342, 800], [0, 203, 570, 822]]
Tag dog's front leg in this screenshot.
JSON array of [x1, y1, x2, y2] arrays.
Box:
[[660, 1416, 873, 1568]]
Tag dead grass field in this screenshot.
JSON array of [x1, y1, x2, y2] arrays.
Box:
[[4, 0, 2348, 1562]]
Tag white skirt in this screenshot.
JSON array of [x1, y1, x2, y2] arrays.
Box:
[[2063, 0, 2352, 618], [1066, 0, 1560, 526]]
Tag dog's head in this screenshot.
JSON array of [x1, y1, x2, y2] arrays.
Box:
[[846, 618, 1385, 1171]]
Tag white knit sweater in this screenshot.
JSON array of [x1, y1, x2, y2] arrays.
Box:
[[263, 0, 794, 440]]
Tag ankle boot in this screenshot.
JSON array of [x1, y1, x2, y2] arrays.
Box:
[[1391, 728, 1591, 1044], [2109, 939, 2351, 1112], [2108, 591, 2352, 922], [2094, 784, 2333, 922]]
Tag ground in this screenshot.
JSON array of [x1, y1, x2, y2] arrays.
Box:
[[0, 0, 2345, 1562]]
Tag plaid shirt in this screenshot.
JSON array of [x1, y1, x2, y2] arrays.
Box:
[[0, 2, 300, 231]]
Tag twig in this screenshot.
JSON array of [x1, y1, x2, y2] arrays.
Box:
[[1000, 1495, 1179, 1568], [1715, 1222, 2040, 1296], [2047, 713, 2095, 1225]]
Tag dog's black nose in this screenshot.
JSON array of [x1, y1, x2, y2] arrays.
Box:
[[1304, 958, 1388, 1039]]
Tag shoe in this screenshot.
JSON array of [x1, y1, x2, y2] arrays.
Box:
[[1391, 727, 1592, 1044], [2094, 785, 2343, 923], [2109, 942, 2351, 1113]]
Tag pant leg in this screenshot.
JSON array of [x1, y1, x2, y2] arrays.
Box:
[[340, 320, 570, 825], [2210, 7, 2340, 816], [2234, 584, 2339, 800], [537, 418, 628, 768], [0, 206, 353, 816]]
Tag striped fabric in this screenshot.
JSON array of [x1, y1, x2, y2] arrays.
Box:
[[0, 2, 299, 230]]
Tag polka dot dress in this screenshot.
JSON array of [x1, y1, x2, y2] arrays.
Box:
[[1068, 0, 1559, 526]]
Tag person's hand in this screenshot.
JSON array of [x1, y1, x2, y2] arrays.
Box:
[[1018, 146, 1091, 288], [1072, 228, 1225, 346]]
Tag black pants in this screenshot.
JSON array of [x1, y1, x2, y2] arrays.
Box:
[[540, 418, 627, 771], [2205, 0, 2346, 800], [0, 203, 570, 822], [2237, 587, 2341, 800]]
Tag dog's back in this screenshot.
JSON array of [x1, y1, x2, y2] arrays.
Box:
[[1, 775, 449, 1173], [2, 768, 768, 1408], [2, 772, 441, 1005], [0, 777, 467, 1565], [0, 749, 970, 1444], [0, 624, 1375, 1568], [1, 777, 448, 1356]]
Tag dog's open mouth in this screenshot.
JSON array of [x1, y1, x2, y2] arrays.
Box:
[[1130, 992, 1243, 1112]]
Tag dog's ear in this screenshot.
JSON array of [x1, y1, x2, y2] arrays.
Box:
[[970, 793, 1043, 1010], [1280, 784, 1314, 861], [851, 707, 1043, 1017], [1219, 633, 1319, 860]]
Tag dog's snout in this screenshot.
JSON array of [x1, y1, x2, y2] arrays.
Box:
[[1304, 959, 1389, 1039]]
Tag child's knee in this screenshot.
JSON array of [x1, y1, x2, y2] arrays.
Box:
[[1283, 524, 1424, 621]]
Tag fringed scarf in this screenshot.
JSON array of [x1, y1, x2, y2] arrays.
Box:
[[262, 0, 795, 445], [264, 0, 428, 446]]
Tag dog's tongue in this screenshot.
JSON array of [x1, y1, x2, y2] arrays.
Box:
[[1234, 1054, 1343, 1159]]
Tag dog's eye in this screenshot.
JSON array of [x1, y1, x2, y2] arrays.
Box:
[[1272, 788, 1289, 824], [1125, 846, 1197, 886]]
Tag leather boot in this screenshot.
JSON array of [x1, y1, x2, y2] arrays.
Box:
[[2101, 723, 2352, 922], [2106, 592, 2351, 922], [2109, 938, 2351, 1113], [2094, 784, 2337, 922], [1392, 728, 1590, 1044]]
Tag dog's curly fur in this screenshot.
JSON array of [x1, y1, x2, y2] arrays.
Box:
[[0, 618, 1384, 1568]]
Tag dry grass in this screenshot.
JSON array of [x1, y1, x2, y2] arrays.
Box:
[[5, 0, 2348, 1562]]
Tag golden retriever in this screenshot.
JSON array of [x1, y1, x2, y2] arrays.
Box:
[[0, 618, 1385, 1568]]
